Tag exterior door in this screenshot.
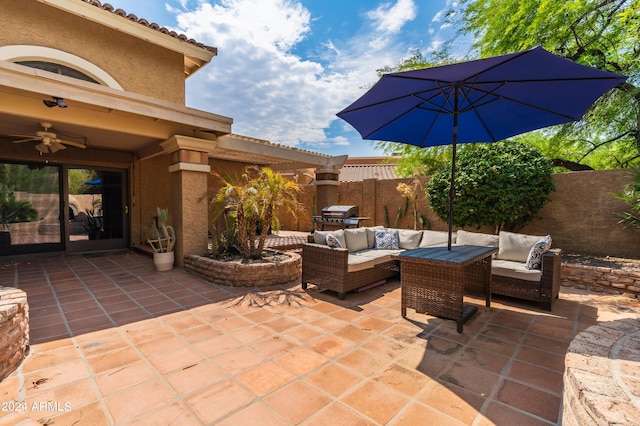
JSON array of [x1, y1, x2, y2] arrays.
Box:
[[67, 167, 129, 252]]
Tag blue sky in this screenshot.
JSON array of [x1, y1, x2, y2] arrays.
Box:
[[107, 0, 464, 158]]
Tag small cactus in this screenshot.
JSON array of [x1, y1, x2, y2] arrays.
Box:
[[148, 207, 175, 252]]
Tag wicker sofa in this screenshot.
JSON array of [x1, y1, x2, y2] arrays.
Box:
[[301, 227, 562, 309]]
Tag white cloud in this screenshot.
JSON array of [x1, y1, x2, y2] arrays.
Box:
[[164, 0, 423, 155]]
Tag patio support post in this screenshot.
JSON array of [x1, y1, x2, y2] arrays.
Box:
[[161, 137, 212, 266], [315, 164, 340, 211]]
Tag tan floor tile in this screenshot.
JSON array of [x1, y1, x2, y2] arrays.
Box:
[[438, 362, 501, 396], [41, 401, 110, 426], [212, 315, 254, 332], [305, 402, 375, 426], [213, 347, 265, 375], [236, 361, 296, 396], [334, 324, 375, 343], [136, 335, 185, 358], [0, 375, 20, 401], [121, 321, 169, 345], [178, 325, 222, 344], [193, 334, 243, 357], [507, 360, 564, 394], [275, 347, 327, 376], [418, 380, 486, 424], [373, 363, 431, 397], [362, 334, 408, 360], [264, 380, 332, 424], [23, 359, 91, 396], [477, 402, 551, 426], [342, 380, 409, 424], [331, 308, 365, 323], [391, 401, 466, 425], [310, 316, 347, 331], [165, 361, 225, 395], [229, 324, 273, 344], [282, 324, 324, 345], [104, 379, 176, 424], [163, 315, 207, 333], [24, 380, 99, 421], [184, 379, 255, 424], [494, 379, 560, 423], [75, 329, 130, 358], [308, 300, 342, 314], [309, 336, 354, 359], [252, 335, 298, 357], [522, 334, 570, 355], [148, 346, 204, 375], [242, 308, 278, 324], [306, 363, 363, 397], [28, 337, 75, 353], [86, 346, 143, 375], [124, 401, 201, 426], [262, 316, 300, 333], [216, 402, 287, 426], [337, 348, 390, 377], [455, 346, 511, 374], [355, 316, 394, 333], [21, 344, 82, 373], [95, 361, 158, 396]]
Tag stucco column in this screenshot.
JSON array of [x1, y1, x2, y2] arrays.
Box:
[[161, 136, 212, 266], [315, 164, 341, 210]]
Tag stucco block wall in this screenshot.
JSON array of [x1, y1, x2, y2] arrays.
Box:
[[282, 169, 639, 259], [137, 156, 173, 248], [0, 0, 185, 104]]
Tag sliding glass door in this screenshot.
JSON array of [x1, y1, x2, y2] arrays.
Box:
[[0, 161, 129, 256], [67, 168, 129, 253]]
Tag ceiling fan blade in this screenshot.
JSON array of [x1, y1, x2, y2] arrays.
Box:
[[12, 138, 39, 144], [49, 141, 67, 153], [57, 139, 86, 149]]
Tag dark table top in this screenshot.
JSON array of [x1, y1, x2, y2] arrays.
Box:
[[397, 245, 498, 267]]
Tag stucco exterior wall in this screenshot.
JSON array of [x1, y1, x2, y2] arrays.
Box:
[[282, 169, 639, 259], [136, 155, 173, 248], [0, 0, 185, 103]]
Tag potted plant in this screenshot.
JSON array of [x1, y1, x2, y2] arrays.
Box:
[[0, 183, 38, 247], [147, 207, 176, 271]]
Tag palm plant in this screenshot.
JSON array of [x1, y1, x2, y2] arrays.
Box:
[[614, 169, 640, 230], [209, 166, 304, 260]]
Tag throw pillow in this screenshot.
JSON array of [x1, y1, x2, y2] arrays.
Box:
[[374, 229, 400, 250], [525, 235, 552, 270], [398, 229, 423, 250], [326, 233, 342, 248]]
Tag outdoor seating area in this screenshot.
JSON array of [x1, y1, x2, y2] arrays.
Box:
[[1, 251, 638, 425], [302, 228, 562, 310]]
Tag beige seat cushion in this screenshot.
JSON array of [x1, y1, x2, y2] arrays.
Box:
[[419, 230, 456, 247], [365, 226, 385, 248], [456, 230, 499, 247], [351, 249, 402, 265], [398, 230, 423, 250], [347, 255, 377, 273], [492, 259, 542, 282], [497, 231, 545, 262], [344, 228, 369, 252]]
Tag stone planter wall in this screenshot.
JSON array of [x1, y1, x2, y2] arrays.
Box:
[[184, 252, 301, 287], [561, 263, 640, 298], [0, 287, 29, 381]]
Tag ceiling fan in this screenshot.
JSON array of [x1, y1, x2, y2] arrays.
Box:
[[10, 122, 87, 153]]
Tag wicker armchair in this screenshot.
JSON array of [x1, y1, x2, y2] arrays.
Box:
[[491, 249, 562, 310], [301, 243, 399, 299]]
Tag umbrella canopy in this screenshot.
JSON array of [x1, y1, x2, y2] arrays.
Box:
[[337, 46, 627, 249]]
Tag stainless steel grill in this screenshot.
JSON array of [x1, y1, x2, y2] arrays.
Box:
[[312, 205, 368, 230]]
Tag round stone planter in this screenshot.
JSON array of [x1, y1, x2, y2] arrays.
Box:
[[184, 251, 301, 287], [0, 287, 29, 381]]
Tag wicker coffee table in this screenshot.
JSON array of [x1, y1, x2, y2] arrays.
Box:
[[397, 245, 497, 332]]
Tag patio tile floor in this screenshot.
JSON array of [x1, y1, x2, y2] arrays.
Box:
[[0, 251, 638, 425]]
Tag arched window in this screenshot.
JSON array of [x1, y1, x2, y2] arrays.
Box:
[[15, 61, 99, 84], [0, 45, 123, 90]]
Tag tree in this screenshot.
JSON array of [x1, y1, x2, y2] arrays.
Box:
[[209, 166, 304, 260], [459, 0, 640, 170], [614, 168, 640, 230], [426, 141, 555, 232]]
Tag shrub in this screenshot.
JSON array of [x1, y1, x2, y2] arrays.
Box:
[[426, 141, 555, 232]]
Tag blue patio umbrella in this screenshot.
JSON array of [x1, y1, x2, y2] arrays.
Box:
[[337, 46, 627, 249]]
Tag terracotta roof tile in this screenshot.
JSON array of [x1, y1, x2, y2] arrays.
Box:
[[83, 1, 217, 54], [339, 164, 399, 182]]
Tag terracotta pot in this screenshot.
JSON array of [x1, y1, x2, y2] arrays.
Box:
[[153, 251, 174, 272]]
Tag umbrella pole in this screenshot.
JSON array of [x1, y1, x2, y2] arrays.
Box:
[[448, 90, 459, 251]]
